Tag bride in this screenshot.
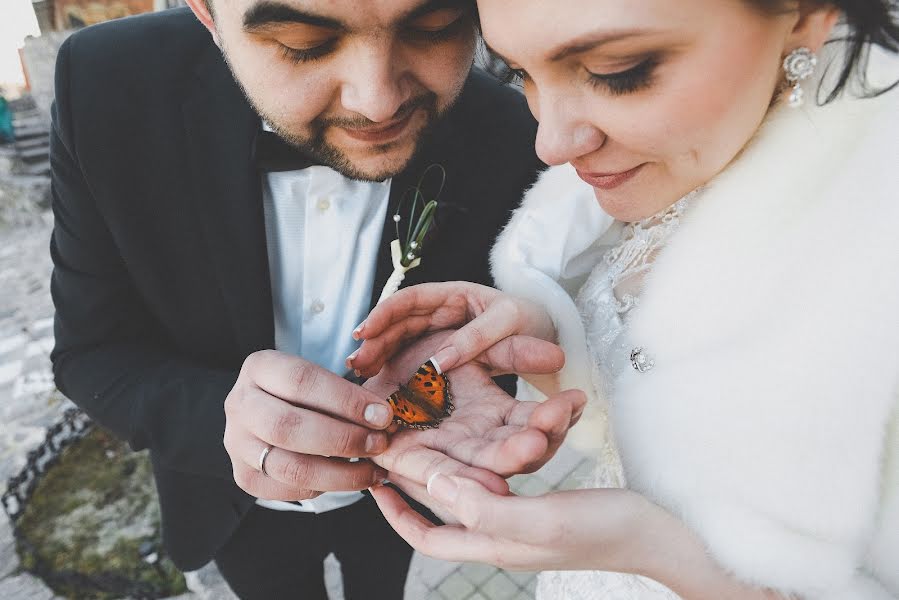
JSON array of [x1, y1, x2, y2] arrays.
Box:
[[349, 0, 899, 598]]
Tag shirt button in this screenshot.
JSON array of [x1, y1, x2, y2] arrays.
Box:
[[316, 197, 331, 212], [310, 299, 326, 314]]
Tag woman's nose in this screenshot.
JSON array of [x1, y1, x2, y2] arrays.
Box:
[[533, 97, 606, 166]]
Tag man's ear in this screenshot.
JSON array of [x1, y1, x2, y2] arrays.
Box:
[[185, 0, 220, 45], [787, 1, 841, 52]]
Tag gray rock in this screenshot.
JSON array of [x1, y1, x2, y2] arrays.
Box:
[[0, 515, 19, 579], [0, 573, 56, 600]]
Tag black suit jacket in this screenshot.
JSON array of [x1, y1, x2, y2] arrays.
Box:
[[49, 8, 542, 570]]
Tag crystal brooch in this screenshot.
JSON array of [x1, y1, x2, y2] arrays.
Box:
[[630, 347, 655, 373]]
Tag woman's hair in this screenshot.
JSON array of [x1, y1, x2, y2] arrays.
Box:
[[749, 0, 898, 102]]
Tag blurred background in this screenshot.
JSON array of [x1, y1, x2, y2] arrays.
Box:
[[0, 3, 593, 598]]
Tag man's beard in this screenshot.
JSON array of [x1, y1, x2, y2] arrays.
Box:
[[262, 93, 444, 182], [218, 42, 462, 181]]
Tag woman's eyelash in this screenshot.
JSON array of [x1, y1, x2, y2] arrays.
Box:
[[280, 39, 337, 64], [588, 57, 659, 95]]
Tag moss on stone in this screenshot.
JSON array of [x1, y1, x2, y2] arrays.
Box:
[[15, 427, 187, 599]]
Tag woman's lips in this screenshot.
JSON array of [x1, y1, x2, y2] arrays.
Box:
[[339, 110, 417, 144], [576, 164, 645, 190]]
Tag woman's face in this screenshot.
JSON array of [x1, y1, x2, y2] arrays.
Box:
[[479, 0, 821, 221]]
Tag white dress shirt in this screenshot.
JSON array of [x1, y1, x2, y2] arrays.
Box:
[[257, 154, 391, 513]]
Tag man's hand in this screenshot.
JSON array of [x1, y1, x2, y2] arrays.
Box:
[[363, 332, 585, 507], [223, 350, 396, 501]]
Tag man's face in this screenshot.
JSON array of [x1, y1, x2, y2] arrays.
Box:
[[201, 0, 478, 181]]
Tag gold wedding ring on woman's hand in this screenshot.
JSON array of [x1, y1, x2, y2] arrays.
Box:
[[257, 444, 273, 476]]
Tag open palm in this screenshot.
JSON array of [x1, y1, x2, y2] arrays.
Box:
[[363, 332, 585, 498]]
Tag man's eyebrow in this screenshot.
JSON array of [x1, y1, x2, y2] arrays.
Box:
[[243, 1, 344, 32], [401, 0, 472, 23]]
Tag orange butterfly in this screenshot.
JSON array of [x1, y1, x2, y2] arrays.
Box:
[[387, 360, 454, 430]]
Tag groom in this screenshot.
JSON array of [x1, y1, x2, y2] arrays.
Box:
[[49, 0, 551, 598]]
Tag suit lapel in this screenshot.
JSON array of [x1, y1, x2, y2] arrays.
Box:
[[182, 45, 274, 357]]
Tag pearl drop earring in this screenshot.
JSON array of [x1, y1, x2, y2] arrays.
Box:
[[783, 47, 817, 108]]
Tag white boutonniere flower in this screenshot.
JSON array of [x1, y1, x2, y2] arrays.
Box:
[[377, 165, 445, 304]]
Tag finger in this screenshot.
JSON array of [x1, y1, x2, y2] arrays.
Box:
[[428, 299, 529, 373], [239, 441, 387, 492], [527, 389, 588, 446], [383, 472, 461, 525], [233, 461, 325, 501], [465, 427, 551, 476], [372, 443, 510, 495], [369, 483, 483, 561], [478, 335, 565, 376], [238, 388, 389, 457], [427, 475, 558, 544], [357, 282, 491, 339], [371, 482, 535, 567], [350, 314, 437, 377], [239, 350, 392, 429]]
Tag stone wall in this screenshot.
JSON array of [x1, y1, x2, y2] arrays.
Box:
[[20, 32, 72, 125]]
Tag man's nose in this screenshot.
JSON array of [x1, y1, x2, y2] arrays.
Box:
[[534, 96, 606, 166], [340, 43, 411, 123]]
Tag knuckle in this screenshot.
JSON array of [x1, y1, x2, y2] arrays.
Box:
[[335, 391, 363, 422], [498, 297, 521, 320], [349, 464, 375, 489], [331, 428, 357, 456], [289, 360, 320, 398], [282, 456, 315, 487], [269, 410, 301, 447], [465, 325, 490, 353]]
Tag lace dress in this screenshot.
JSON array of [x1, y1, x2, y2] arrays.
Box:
[[536, 194, 694, 600]]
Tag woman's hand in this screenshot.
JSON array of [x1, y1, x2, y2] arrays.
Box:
[[363, 330, 584, 498], [348, 282, 557, 378], [372, 475, 787, 600], [370, 474, 653, 573]]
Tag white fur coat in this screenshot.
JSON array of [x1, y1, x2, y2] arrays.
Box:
[[490, 56, 899, 598]]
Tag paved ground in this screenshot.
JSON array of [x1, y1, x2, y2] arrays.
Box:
[[0, 174, 594, 599]]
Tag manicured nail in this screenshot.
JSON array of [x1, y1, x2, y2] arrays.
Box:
[[427, 473, 459, 504], [345, 349, 360, 368], [354, 369, 362, 378], [352, 321, 366, 340], [430, 347, 460, 374], [364, 403, 391, 427]]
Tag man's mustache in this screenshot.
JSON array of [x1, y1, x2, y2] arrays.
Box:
[[321, 93, 437, 129]]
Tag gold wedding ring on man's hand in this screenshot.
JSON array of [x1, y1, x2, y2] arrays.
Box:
[[257, 444, 273, 476]]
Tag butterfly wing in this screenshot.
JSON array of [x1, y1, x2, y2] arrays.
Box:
[[387, 360, 454, 430]]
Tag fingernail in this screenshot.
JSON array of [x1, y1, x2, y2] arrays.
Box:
[[345, 349, 360, 368], [430, 347, 460, 374], [352, 321, 366, 340], [354, 369, 362, 378], [427, 473, 459, 504], [373, 468, 388, 483], [364, 404, 391, 427], [366, 433, 386, 453]]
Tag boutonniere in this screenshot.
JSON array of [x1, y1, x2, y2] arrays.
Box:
[[377, 164, 446, 304]]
